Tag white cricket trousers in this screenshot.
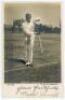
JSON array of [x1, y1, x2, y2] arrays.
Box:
[[25, 33, 35, 63]]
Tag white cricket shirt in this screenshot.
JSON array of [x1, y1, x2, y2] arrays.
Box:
[[22, 20, 35, 36]]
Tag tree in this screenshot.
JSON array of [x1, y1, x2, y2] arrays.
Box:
[[12, 19, 24, 32]]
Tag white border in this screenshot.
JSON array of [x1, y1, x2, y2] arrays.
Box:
[[0, 0, 65, 100], [4, 0, 61, 3], [0, 1, 4, 100]]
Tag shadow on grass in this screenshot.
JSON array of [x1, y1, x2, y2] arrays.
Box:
[[9, 58, 26, 64], [5, 62, 61, 83]]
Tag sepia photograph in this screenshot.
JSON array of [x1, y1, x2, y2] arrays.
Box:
[[4, 3, 61, 84]]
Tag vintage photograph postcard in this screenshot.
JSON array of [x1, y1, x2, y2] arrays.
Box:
[[3, 2, 63, 97]]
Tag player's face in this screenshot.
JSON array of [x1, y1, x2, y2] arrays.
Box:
[[26, 14, 31, 22]]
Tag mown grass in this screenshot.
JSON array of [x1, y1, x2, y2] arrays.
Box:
[[4, 32, 61, 83]]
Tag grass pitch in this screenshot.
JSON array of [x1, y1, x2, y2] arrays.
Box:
[[4, 32, 61, 83]]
